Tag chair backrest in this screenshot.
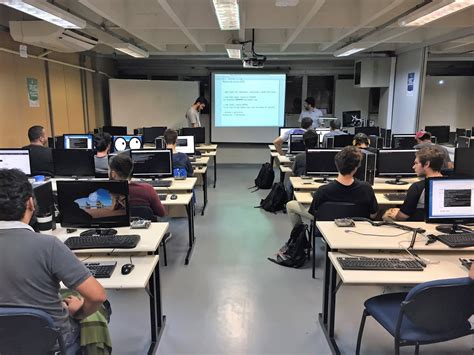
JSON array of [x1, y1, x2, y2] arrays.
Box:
[[402, 277, 474, 333], [314, 201, 370, 221], [130, 205, 158, 222], [0, 307, 64, 355]]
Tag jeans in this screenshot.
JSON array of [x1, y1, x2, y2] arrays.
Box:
[[62, 318, 81, 355]]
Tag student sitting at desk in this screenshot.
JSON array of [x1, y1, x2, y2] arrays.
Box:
[[414, 130, 453, 169], [322, 119, 347, 147], [292, 130, 319, 177], [0, 168, 107, 354], [22, 125, 54, 176], [273, 117, 313, 156], [353, 133, 370, 149], [286, 146, 378, 227], [383, 145, 444, 222], [164, 129, 194, 177], [94, 132, 112, 175], [109, 154, 166, 217]]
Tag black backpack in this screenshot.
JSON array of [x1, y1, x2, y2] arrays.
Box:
[[251, 162, 274, 190], [257, 182, 288, 213], [268, 223, 310, 268]]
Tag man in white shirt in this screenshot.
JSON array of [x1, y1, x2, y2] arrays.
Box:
[[298, 97, 323, 128], [185, 96, 208, 128]]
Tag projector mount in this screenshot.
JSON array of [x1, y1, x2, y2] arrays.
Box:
[[240, 29, 266, 68]]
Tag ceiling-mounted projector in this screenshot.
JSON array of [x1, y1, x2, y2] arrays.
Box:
[[242, 56, 266, 69]]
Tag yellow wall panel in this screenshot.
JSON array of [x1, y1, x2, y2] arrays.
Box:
[[64, 66, 85, 133]]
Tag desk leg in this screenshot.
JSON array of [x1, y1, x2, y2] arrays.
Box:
[[312, 219, 316, 279], [213, 155, 217, 188], [201, 170, 208, 216], [148, 264, 165, 354], [321, 245, 331, 325], [185, 199, 196, 265]]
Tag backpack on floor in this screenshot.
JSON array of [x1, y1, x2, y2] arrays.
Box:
[[250, 162, 274, 191], [257, 182, 288, 213], [268, 223, 310, 268]]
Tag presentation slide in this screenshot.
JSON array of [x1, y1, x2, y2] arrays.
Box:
[[211, 73, 286, 143]]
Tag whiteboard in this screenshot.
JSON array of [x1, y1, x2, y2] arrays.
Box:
[[109, 79, 199, 131]]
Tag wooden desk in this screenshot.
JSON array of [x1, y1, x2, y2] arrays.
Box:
[[191, 156, 210, 166], [323, 251, 470, 354], [144, 177, 197, 192], [161, 192, 196, 264], [270, 151, 279, 167], [50, 224, 169, 254], [276, 154, 293, 166], [74, 255, 164, 354], [294, 191, 405, 206], [268, 144, 276, 151], [196, 145, 218, 188], [196, 144, 217, 151], [279, 165, 292, 183]]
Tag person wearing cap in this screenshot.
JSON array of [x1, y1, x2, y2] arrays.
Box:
[[414, 130, 453, 169], [273, 117, 313, 156], [298, 97, 324, 128], [353, 133, 370, 149]]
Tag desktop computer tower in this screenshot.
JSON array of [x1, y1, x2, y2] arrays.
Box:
[[355, 149, 376, 185], [325, 136, 334, 148]]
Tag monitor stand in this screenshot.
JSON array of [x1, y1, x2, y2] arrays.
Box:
[[385, 176, 408, 185], [314, 175, 332, 183], [80, 228, 117, 237], [435, 224, 470, 234]]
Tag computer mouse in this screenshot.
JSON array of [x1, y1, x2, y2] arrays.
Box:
[[170, 194, 178, 200], [121, 263, 135, 275]]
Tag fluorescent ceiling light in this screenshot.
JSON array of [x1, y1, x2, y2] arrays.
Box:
[[276, 0, 300, 6], [0, 0, 86, 29], [114, 43, 149, 58], [399, 0, 474, 27], [225, 44, 242, 59], [212, 0, 240, 30], [333, 43, 367, 57]]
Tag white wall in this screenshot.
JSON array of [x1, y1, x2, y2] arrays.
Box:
[[391, 49, 426, 134], [334, 79, 370, 123], [420, 76, 474, 130]]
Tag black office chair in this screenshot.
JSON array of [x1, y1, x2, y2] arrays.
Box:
[[312, 201, 371, 278], [356, 277, 474, 354], [0, 307, 66, 354], [130, 205, 169, 266]]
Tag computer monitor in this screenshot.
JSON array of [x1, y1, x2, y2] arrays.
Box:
[[425, 125, 450, 144], [63, 134, 93, 149], [425, 176, 474, 233], [456, 128, 466, 138], [102, 126, 127, 135], [342, 111, 361, 127], [53, 149, 95, 177], [155, 137, 166, 149], [391, 134, 417, 149], [131, 149, 172, 178], [333, 134, 354, 148], [142, 127, 167, 144], [305, 149, 340, 182], [355, 126, 380, 136], [33, 181, 54, 215], [108, 150, 131, 162], [377, 149, 417, 185], [176, 136, 195, 155], [279, 127, 299, 138], [467, 129, 472, 137], [316, 128, 330, 144], [369, 135, 384, 149], [112, 135, 143, 152], [48, 136, 64, 149], [181, 127, 205, 145], [57, 180, 130, 228], [454, 148, 474, 177], [288, 134, 305, 154], [0, 149, 31, 175], [457, 136, 473, 149]]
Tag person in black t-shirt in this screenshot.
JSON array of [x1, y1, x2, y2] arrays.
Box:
[[22, 125, 54, 176], [383, 145, 444, 222], [286, 146, 378, 227]]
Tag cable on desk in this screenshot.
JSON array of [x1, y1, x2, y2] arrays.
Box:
[[344, 230, 411, 237]]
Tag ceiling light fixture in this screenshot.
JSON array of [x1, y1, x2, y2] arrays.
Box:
[[275, 0, 300, 6], [212, 0, 240, 30], [399, 0, 474, 27], [225, 44, 242, 59], [333, 43, 367, 57], [114, 43, 149, 58], [0, 0, 86, 29]]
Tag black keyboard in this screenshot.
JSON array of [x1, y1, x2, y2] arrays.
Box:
[[65, 235, 141, 250], [337, 256, 424, 271], [84, 262, 117, 278], [383, 193, 407, 201], [158, 194, 167, 200], [143, 180, 172, 188], [436, 233, 474, 248]]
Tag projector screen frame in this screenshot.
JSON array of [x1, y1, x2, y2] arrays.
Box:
[[210, 71, 288, 144]]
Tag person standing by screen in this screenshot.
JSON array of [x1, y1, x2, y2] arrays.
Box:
[[298, 97, 323, 128], [185, 97, 208, 128]]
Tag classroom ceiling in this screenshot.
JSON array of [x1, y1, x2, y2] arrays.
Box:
[[0, 0, 473, 59]]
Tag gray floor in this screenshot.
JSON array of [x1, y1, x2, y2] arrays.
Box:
[[157, 165, 473, 355]]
